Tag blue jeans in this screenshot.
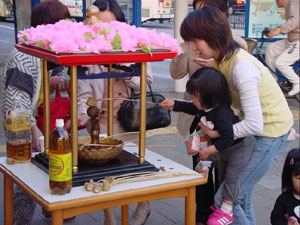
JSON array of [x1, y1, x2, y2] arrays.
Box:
[[214, 133, 290, 225]]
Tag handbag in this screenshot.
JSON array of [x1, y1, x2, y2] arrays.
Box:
[[36, 89, 70, 132], [118, 84, 171, 132]]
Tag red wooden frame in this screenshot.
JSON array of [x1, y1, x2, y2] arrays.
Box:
[[15, 44, 177, 66]]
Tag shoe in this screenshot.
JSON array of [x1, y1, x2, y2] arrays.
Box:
[[129, 202, 150, 225], [207, 209, 233, 225], [288, 83, 300, 96]]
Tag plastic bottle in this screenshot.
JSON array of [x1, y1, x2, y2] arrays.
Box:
[[6, 96, 32, 163], [49, 119, 72, 195]]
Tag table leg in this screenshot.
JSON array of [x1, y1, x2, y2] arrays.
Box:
[[121, 204, 129, 225], [52, 211, 63, 225], [4, 175, 13, 225], [185, 187, 196, 225]]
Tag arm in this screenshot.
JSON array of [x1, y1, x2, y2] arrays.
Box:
[[169, 51, 189, 79], [280, 0, 299, 34], [270, 194, 288, 225], [173, 100, 200, 115], [210, 107, 235, 152], [232, 61, 264, 139], [199, 106, 235, 160], [232, 34, 248, 51], [2, 53, 42, 151]]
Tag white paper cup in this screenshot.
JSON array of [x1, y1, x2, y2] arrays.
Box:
[[39, 136, 44, 152]]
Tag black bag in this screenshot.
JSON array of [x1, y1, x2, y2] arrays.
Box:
[[118, 84, 171, 132]]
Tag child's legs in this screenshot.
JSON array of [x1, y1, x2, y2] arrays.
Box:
[[221, 136, 256, 203]]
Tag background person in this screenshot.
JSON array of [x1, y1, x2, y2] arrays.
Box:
[[0, 1, 71, 224], [265, 0, 299, 96], [169, 0, 247, 224], [180, 7, 293, 225], [271, 148, 300, 225]]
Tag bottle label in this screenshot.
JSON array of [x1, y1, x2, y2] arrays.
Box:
[[6, 111, 31, 132], [49, 153, 72, 182]]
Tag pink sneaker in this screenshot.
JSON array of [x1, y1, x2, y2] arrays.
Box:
[[207, 209, 233, 225]]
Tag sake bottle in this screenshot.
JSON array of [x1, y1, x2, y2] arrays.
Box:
[[49, 119, 72, 195]]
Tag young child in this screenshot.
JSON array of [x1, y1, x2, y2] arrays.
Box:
[[161, 67, 256, 225], [271, 148, 300, 225]]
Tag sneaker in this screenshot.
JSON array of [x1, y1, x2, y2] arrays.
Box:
[[288, 83, 300, 96], [207, 209, 233, 225], [129, 202, 150, 225]]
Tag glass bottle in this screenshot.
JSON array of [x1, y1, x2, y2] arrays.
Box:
[[49, 119, 72, 195], [6, 96, 32, 163]]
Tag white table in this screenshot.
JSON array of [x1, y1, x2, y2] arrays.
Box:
[[0, 146, 207, 225]]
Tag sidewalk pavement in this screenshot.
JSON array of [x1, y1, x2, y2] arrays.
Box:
[[0, 74, 299, 225]]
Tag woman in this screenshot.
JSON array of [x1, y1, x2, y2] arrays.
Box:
[[67, 1, 152, 225], [0, 1, 71, 224], [180, 7, 293, 225], [169, 1, 247, 224]]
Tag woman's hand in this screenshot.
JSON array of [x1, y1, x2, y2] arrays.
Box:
[[192, 57, 214, 67], [31, 124, 43, 152], [198, 122, 220, 138], [199, 145, 218, 160], [50, 76, 70, 92], [65, 114, 89, 130], [160, 99, 175, 111], [199, 147, 210, 160]]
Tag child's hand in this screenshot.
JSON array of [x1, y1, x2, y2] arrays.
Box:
[[199, 122, 220, 138], [185, 139, 199, 155], [286, 215, 299, 225], [160, 99, 175, 111]]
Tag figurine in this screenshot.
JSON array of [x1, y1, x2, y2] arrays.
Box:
[[87, 105, 101, 144]]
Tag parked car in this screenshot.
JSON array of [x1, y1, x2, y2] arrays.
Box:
[[227, 0, 246, 15]]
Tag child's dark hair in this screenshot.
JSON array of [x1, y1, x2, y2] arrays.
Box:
[[282, 148, 300, 193], [93, 0, 126, 23], [186, 67, 232, 109]]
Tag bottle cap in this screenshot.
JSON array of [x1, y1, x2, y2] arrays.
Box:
[[55, 119, 64, 127]]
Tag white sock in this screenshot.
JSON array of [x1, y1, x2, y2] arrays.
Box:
[[221, 202, 233, 215]]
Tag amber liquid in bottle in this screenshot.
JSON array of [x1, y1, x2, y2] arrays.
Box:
[[49, 119, 72, 195], [6, 142, 31, 162], [6, 96, 32, 163]]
